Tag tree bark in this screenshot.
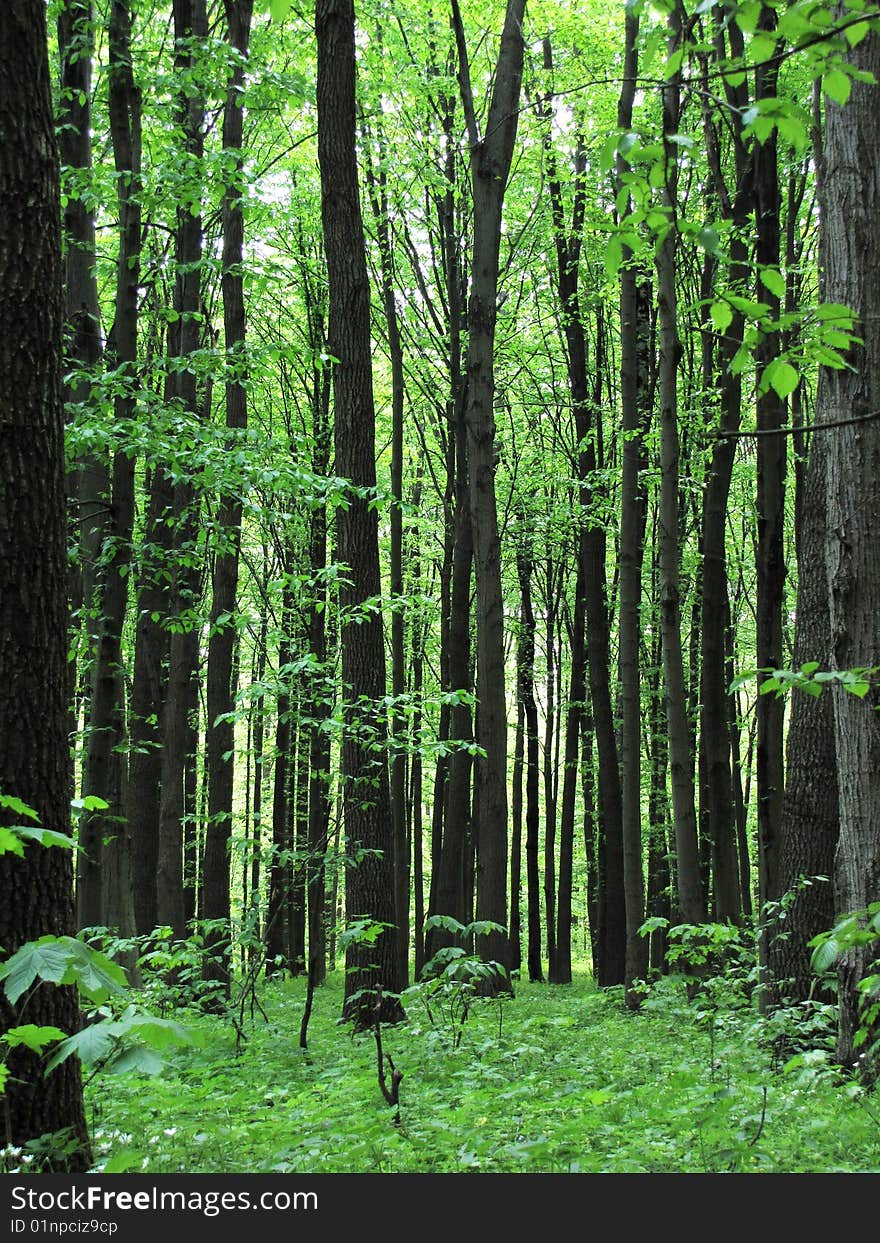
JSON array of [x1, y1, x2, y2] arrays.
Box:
[[819, 25, 880, 1063], [203, 0, 254, 991], [0, 0, 90, 1166], [316, 0, 404, 1025]]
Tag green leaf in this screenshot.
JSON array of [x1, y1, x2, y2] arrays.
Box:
[[0, 828, 25, 857], [44, 1022, 117, 1072], [605, 234, 623, 279], [268, 0, 294, 21], [845, 21, 871, 47], [760, 267, 786, 299], [71, 795, 110, 813], [810, 937, 841, 973], [106, 1045, 165, 1075], [750, 32, 777, 63], [710, 300, 734, 335], [823, 69, 851, 106], [0, 936, 127, 1006], [0, 793, 40, 821], [117, 1013, 201, 1051], [696, 226, 720, 256], [2, 1024, 66, 1053], [765, 359, 799, 399]]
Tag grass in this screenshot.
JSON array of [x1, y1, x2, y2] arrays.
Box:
[[84, 965, 880, 1174]]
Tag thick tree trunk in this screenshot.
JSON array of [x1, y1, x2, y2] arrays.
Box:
[[770, 434, 838, 1002], [819, 27, 880, 1063], [0, 0, 90, 1166]]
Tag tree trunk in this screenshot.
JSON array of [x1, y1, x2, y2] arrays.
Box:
[[819, 26, 880, 1063], [203, 0, 254, 991], [78, 0, 141, 948], [0, 0, 90, 1166], [516, 533, 543, 983], [316, 0, 404, 1026]]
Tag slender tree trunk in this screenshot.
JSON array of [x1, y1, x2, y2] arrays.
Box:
[[316, 0, 404, 1025], [516, 534, 543, 982], [754, 6, 787, 922], [656, 5, 703, 931], [203, 0, 254, 991], [78, 0, 141, 944], [157, 0, 207, 942]]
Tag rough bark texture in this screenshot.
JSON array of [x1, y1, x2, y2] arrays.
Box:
[[316, 0, 404, 1025], [157, 0, 208, 941], [770, 434, 837, 1002], [77, 0, 141, 945], [656, 7, 703, 939], [203, 0, 254, 990], [452, 0, 526, 988], [516, 536, 543, 982], [819, 27, 880, 1064], [754, 9, 787, 920], [0, 0, 90, 1167]]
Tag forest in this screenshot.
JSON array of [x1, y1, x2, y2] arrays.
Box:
[[0, 0, 879, 1181]]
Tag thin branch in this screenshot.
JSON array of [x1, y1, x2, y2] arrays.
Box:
[[716, 408, 880, 440]]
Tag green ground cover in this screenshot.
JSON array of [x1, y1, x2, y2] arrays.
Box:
[[85, 970, 880, 1174]]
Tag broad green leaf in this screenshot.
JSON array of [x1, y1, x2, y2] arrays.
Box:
[[605, 234, 623, 279], [0, 793, 40, 821], [710, 300, 734, 335], [3, 1024, 66, 1052], [766, 359, 799, 399], [0, 828, 25, 857], [696, 226, 720, 256], [106, 1045, 165, 1075], [0, 936, 127, 1006], [268, 0, 294, 21], [750, 32, 777, 63], [118, 1013, 201, 1050], [811, 937, 841, 973], [44, 1022, 117, 1072], [760, 267, 786, 299], [823, 69, 852, 106]]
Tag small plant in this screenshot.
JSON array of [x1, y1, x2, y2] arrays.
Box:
[[405, 916, 507, 1051]]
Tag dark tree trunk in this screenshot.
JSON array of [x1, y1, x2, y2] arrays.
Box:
[[203, 0, 254, 991], [127, 462, 173, 933], [57, 0, 107, 690], [364, 121, 409, 987], [516, 533, 543, 983], [0, 0, 90, 1166], [818, 26, 880, 1063], [316, 0, 404, 1025], [78, 0, 141, 945], [770, 434, 838, 1002], [157, 0, 207, 942], [754, 7, 787, 923], [656, 5, 702, 933], [451, 0, 526, 987]]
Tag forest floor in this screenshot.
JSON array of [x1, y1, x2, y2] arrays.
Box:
[[85, 966, 880, 1174]]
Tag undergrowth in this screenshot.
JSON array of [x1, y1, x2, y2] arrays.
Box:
[[82, 967, 880, 1174]]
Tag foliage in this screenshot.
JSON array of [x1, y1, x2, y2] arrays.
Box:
[[403, 916, 507, 1050], [83, 970, 880, 1175]]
